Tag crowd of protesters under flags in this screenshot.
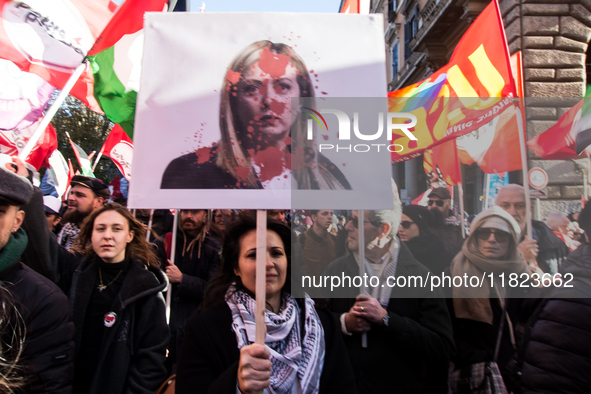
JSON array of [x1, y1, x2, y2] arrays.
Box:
[[1, 155, 591, 393]]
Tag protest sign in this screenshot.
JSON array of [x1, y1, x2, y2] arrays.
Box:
[[130, 13, 393, 209]]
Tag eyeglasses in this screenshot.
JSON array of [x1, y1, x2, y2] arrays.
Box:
[[400, 221, 415, 229], [476, 228, 510, 243], [427, 199, 445, 207], [346, 215, 375, 228]]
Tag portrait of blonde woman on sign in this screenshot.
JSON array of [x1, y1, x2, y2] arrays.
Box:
[[160, 40, 351, 191]]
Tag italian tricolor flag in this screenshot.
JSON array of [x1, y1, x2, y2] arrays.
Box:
[[88, 0, 168, 139]]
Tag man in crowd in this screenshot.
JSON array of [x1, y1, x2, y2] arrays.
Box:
[[268, 209, 287, 224], [43, 195, 62, 232], [496, 184, 569, 273], [1, 159, 74, 392], [57, 176, 110, 250], [325, 207, 454, 393], [427, 187, 464, 256], [299, 209, 338, 277], [155, 209, 221, 374]]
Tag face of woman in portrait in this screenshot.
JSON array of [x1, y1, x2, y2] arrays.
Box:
[[476, 227, 510, 259], [235, 62, 301, 150], [234, 229, 288, 310], [91, 210, 134, 264]]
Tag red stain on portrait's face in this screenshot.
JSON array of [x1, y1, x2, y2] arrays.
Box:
[[226, 70, 241, 85], [258, 46, 290, 79]]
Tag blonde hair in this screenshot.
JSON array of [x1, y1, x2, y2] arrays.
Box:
[[216, 40, 347, 190]]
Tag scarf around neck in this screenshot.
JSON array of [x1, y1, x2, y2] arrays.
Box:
[[451, 235, 531, 324], [0, 228, 27, 275], [353, 237, 400, 307], [225, 286, 324, 394]]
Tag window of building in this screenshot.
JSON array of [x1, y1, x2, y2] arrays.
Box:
[[392, 42, 399, 75]]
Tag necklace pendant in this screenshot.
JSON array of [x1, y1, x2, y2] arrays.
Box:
[[97, 284, 107, 292]]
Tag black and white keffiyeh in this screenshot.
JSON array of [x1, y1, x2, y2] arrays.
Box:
[[226, 287, 325, 394], [57, 222, 80, 251]]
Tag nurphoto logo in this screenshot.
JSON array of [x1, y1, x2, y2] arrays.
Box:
[[304, 108, 417, 153]]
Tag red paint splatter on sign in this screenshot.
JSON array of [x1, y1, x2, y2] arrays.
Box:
[[258, 46, 289, 79]]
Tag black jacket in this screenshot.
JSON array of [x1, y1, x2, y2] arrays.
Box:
[[531, 219, 569, 274], [175, 301, 359, 394], [404, 233, 454, 274], [161, 147, 351, 190], [65, 257, 169, 394], [154, 231, 221, 366], [324, 243, 455, 394], [519, 244, 591, 393], [1, 261, 75, 393]]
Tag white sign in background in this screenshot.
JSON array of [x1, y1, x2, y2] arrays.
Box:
[[130, 13, 393, 209]]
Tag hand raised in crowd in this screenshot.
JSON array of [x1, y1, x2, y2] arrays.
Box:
[[4, 156, 28, 177], [351, 294, 388, 325], [237, 343, 272, 394], [518, 238, 539, 262], [165, 259, 183, 283]]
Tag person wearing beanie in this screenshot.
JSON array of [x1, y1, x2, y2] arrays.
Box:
[[57, 175, 111, 251], [0, 157, 74, 392], [398, 205, 454, 274], [517, 200, 591, 394], [448, 206, 532, 389]]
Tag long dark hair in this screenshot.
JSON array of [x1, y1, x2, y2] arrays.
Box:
[[71, 203, 159, 267], [203, 218, 292, 308]]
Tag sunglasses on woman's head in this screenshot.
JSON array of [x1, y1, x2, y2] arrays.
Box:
[[476, 228, 510, 243], [399, 221, 415, 229], [427, 199, 445, 207]]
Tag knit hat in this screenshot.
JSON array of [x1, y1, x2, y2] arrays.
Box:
[[70, 175, 110, 199], [402, 205, 433, 234], [479, 216, 511, 234], [0, 165, 33, 206], [470, 206, 521, 242]]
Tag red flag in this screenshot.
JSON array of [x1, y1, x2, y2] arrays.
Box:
[[63, 158, 75, 201], [339, 0, 359, 13], [527, 98, 591, 159], [424, 139, 462, 185], [102, 124, 133, 181], [0, 0, 115, 112], [109, 176, 122, 198], [390, 0, 516, 162], [0, 118, 57, 170]]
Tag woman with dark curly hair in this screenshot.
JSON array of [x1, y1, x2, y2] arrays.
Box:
[[175, 218, 358, 394], [61, 203, 169, 394]]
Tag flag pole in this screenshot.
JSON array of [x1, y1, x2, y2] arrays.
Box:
[[145, 209, 154, 242], [166, 210, 180, 324], [255, 210, 267, 347], [515, 101, 533, 239], [92, 143, 106, 172], [484, 173, 491, 209], [358, 210, 368, 348], [458, 182, 465, 238], [18, 61, 87, 161]]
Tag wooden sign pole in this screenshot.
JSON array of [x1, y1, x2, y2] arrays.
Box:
[[255, 210, 267, 345]]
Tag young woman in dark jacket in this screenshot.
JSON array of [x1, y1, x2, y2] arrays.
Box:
[[176, 218, 358, 394], [62, 203, 169, 394]]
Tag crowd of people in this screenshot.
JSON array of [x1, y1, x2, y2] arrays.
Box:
[[1, 155, 590, 393]]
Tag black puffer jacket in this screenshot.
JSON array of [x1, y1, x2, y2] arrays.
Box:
[[404, 233, 454, 274], [1, 258, 75, 393], [65, 257, 169, 394], [519, 244, 591, 394]]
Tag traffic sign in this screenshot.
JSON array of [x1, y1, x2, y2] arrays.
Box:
[[528, 167, 549, 189]]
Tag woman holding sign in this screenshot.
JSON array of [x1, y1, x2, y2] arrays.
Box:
[[175, 218, 357, 394], [161, 40, 350, 190]]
